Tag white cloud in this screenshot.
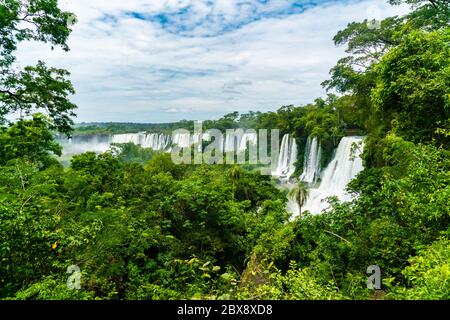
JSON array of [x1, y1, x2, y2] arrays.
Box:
[[15, 0, 410, 123]]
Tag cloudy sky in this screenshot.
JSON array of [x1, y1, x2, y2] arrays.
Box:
[[17, 0, 409, 123]]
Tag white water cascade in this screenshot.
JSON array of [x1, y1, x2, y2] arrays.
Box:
[[60, 130, 264, 161], [299, 136, 365, 215], [222, 131, 258, 153], [224, 132, 235, 153], [111, 133, 142, 146], [172, 133, 192, 148], [237, 132, 257, 153], [300, 136, 322, 184], [112, 133, 171, 151], [141, 133, 171, 150], [272, 134, 298, 180]]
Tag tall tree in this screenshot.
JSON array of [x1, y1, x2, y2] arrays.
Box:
[[389, 0, 450, 31], [371, 28, 450, 146], [0, 0, 77, 134]]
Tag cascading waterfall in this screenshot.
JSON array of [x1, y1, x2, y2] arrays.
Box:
[[287, 137, 298, 178], [111, 133, 141, 145], [237, 132, 257, 153], [300, 136, 322, 184], [111, 133, 171, 151], [60, 130, 262, 159], [141, 133, 171, 150], [223, 131, 258, 153], [224, 132, 235, 153], [272, 134, 298, 180], [61, 131, 364, 218], [299, 136, 365, 215], [191, 133, 203, 152], [172, 133, 192, 148]]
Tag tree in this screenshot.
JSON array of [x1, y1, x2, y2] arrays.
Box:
[[371, 29, 450, 146], [389, 0, 450, 31], [0, 0, 77, 134], [0, 113, 62, 166], [288, 181, 310, 217], [323, 0, 449, 94], [229, 165, 242, 185]]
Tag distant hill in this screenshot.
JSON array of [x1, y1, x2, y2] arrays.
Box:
[[73, 121, 194, 135]]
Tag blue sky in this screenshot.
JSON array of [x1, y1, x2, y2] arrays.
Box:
[[17, 0, 409, 123]]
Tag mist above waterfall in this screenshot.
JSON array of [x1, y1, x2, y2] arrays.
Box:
[[57, 135, 112, 157]]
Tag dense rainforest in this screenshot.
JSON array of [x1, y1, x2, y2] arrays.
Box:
[[0, 0, 449, 300]]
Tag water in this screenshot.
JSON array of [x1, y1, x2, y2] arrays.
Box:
[[224, 131, 235, 153], [172, 133, 191, 148], [58, 135, 112, 155], [59, 132, 364, 217], [111, 133, 142, 146], [58, 131, 260, 157], [299, 136, 365, 215], [287, 137, 298, 178], [141, 133, 170, 150], [300, 136, 322, 184], [237, 132, 257, 153], [272, 134, 298, 180]]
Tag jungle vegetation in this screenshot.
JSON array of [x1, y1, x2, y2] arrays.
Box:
[[0, 0, 449, 300]]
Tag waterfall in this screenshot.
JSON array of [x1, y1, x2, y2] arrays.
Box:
[[222, 131, 258, 153], [272, 134, 297, 180], [224, 132, 235, 153], [287, 137, 298, 178], [300, 136, 322, 184], [111, 133, 141, 145], [237, 132, 257, 153], [172, 133, 191, 148], [300, 136, 365, 214], [111, 133, 172, 151], [140, 133, 171, 151], [192, 133, 203, 152], [57, 134, 112, 156], [60, 130, 262, 159]]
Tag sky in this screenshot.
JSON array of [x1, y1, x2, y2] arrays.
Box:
[[17, 0, 410, 123]]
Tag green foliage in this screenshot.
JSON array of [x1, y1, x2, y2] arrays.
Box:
[[0, 113, 62, 167], [386, 239, 450, 300], [372, 28, 450, 146], [73, 121, 195, 136], [1, 0, 450, 301], [111, 142, 158, 165], [239, 262, 341, 300], [1, 61, 76, 134], [0, 0, 77, 133], [389, 0, 450, 31], [13, 276, 95, 300], [0, 161, 66, 296]]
